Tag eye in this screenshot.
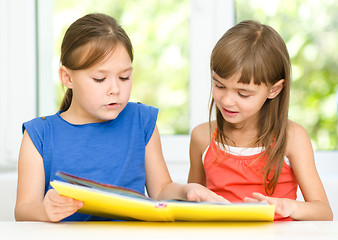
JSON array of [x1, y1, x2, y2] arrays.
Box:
[[119, 76, 130, 81], [238, 92, 250, 98], [213, 81, 224, 89], [93, 78, 105, 83]]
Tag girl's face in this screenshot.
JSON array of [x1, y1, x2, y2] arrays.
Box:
[[212, 72, 275, 129], [63, 44, 133, 123]]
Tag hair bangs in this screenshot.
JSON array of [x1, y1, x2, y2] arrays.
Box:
[[211, 49, 238, 80], [67, 37, 118, 70], [237, 53, 270, 86], [211, 35, 270, 86]]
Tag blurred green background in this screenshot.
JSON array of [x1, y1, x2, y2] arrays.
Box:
[[53, 0, 337, 149]]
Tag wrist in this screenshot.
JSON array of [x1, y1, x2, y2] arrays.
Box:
[[285, 198, 299, 220]]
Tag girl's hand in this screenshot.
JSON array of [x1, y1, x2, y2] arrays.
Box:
[[185, 183, 230, 203], [244, 192, 294, 218], [43, 189, 84, 222]]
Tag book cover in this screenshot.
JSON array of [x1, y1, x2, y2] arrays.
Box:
[[50, 172, 275, 222]]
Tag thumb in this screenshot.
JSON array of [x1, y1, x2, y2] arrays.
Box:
[[187, 191, 201, 202]]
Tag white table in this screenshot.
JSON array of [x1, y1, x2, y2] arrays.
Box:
[[1, 221, 337, 240]]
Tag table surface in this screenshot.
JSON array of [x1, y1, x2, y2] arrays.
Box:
[[1, 221, 337, 240]]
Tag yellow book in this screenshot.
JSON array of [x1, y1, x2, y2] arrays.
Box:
[[50, 172, 275, 222]]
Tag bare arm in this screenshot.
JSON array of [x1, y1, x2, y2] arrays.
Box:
[[245, 121, 333, 220], [188, 122, 212, 185], [15, 131, 83, 222], [145, 125, 226, 202], [285, 121, 332, 220]]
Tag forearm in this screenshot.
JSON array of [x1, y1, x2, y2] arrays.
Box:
[[288, 199, 333, 221], [15, 202, 49, 222]]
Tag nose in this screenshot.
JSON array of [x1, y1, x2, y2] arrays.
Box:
[[107, 78, 120, 95], [221, 91, 235, 107]]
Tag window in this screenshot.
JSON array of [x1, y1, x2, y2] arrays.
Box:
[[1, 0, 336, 172]]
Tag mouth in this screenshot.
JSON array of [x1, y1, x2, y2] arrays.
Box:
[[224, 108, 237, 113], [223, 108, 239, 116], [105, 102, 120, 109]]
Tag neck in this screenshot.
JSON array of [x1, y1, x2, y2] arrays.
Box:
[[60, 104, 105, 125], [222, 122, 259, 148]]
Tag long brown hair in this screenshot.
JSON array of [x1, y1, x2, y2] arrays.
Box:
[[59, 13, 133, 111], [209, 20, 291, 195]]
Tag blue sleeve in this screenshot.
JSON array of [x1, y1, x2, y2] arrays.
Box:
[[138, 103, 158, 145], [22, 117, 46, 157]]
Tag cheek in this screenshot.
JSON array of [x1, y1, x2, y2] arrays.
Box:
[[75, 85, 102, 104], [241, 98, 266, 114], [212, 88, 221, 101], [122, 81, 132, 96]]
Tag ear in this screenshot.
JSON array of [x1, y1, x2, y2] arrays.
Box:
[[59, 66, 73, 89], [268, 79, 284, 99]]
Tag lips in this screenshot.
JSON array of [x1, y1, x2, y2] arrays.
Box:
[[223, 108, 239, 117], [224, 108, 237, 113], [105, 102, 120, 109]]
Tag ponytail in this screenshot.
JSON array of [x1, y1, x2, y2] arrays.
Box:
[[59, 89, 73, 112]]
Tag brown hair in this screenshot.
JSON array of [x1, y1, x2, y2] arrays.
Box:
[[209, 20, 291, 195], [59, 13, 133, 111]]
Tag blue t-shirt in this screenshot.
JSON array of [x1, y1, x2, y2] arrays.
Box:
[[22, 102, 158, 221]]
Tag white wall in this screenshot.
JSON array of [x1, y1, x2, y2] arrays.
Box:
[[0, 0, 37, 171]]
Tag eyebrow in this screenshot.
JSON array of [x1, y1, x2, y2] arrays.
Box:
[[237, 88, 256, 93], [212, 78, 223, 84], [120, 67, 133, 73], [97, 66, 133, 74]]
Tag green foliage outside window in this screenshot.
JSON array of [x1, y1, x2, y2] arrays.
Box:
[[236, 0, 338, 150]]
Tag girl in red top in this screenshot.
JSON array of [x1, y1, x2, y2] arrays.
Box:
[[188, 20, 332, 221]]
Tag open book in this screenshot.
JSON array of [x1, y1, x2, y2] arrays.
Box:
[[50, 172, 275, 222]]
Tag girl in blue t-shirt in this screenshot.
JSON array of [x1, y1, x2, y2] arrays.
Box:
[[15, 13, 225, 222]]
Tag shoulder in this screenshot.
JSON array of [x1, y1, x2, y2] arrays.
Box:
[[22, 113, 59, 156], [127, 102, 158, 111], [190, 121, 216, 154], [126, 102, 158, 117], [191, 122, 211, 140], [286, 120, 310, 144], [22, 113, 58, 133], [126, 102, 158, 144], [285, 119, 313, 161]]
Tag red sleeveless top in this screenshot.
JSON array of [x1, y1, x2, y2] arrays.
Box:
[[203, 131, 298, 221]]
